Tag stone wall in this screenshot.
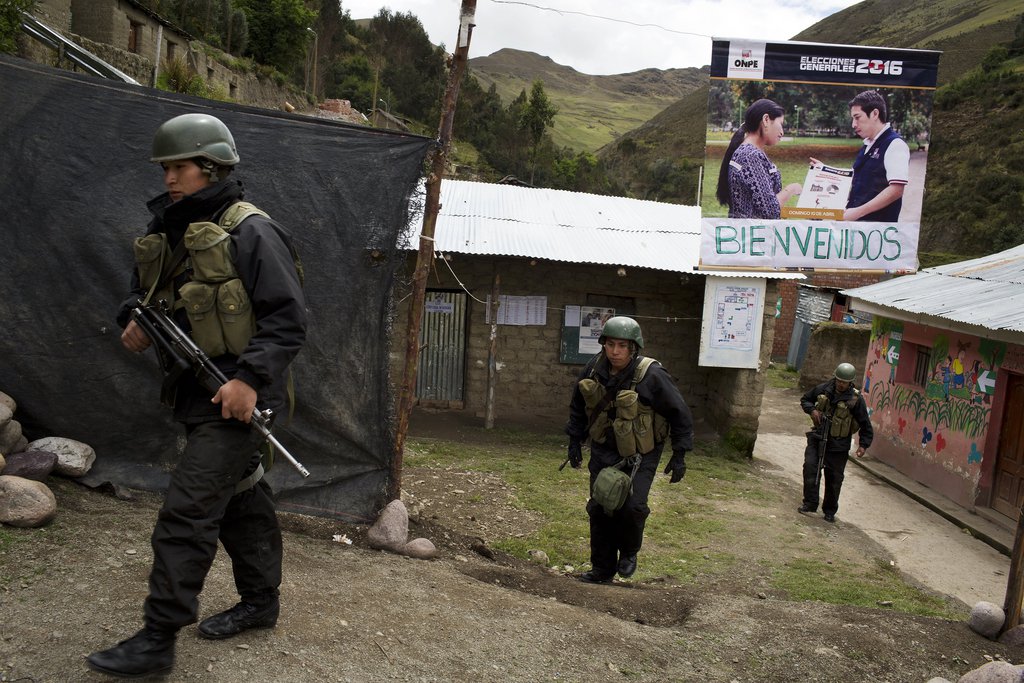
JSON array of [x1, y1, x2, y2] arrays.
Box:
[[798, 321, 872, 392], [23, 0, 312, 111]]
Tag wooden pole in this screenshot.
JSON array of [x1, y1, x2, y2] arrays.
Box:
[[484, 273, 500, 429], [390, 0, 476, 501], [1001, 503, 1024, 634]]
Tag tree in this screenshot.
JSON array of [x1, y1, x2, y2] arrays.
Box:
[[519, 80, 558, 184], [368, 10, 446, 123], [235, 0, 315, 75], [0, 0, 36, 54]]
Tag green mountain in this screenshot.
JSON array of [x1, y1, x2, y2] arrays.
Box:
[[598, 0, 1024, 259], [468, 48, 706, 152]]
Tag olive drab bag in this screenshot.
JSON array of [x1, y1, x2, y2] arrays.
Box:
[[592, 455, 641, 515]]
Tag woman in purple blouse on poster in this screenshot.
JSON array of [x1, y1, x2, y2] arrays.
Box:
[[715, 99, 802, 219]]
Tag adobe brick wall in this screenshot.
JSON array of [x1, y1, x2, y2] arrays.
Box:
[[391, 254, 779, 445], [772, 272, 882, 362], [703, 280, 779, 455], [391, 255, 710, 425], [797, 321, 872, 392]]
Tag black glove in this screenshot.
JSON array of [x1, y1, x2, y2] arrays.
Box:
[[664, 449, 687, 483], [567, 441, 583, 469]]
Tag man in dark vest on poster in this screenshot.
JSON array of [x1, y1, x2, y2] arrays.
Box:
[[844, 90, 910, 223]]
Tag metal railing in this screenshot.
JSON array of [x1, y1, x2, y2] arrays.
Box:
[[20, 12, 139, 85]]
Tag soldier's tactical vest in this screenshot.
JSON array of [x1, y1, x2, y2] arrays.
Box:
[[133, 202, 272, 358], [578, 357, 670, 458], [815, 389, 863, 438]]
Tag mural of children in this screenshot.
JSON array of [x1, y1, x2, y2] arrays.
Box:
[[952, 346, 967, 390], [969, 360, 982, 403]]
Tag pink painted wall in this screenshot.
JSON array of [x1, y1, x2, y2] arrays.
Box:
[[860, 318, 1017, 509]]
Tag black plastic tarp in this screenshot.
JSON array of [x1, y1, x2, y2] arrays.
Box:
[[0, 56, 433, 522]]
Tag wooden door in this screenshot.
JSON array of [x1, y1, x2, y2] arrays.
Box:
[[993, 374, 1024, 519]]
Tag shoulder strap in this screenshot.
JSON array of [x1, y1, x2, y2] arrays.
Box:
[[631, 357, 656, 390], [218, 201, 270, 232]]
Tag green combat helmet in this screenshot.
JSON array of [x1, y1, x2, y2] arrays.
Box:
[[834, 362, 857, 382], [151, 113, 239, 166], [599, 316, 644, 349]]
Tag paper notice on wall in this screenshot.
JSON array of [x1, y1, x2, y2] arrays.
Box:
[[783, 162, 854, 220]]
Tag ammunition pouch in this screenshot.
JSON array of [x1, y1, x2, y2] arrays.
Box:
[[134, 215, 258, 359]]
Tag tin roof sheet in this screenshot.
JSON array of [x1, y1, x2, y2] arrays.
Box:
[[842, 244, 1024, 333], [401, 179, 803, 279]]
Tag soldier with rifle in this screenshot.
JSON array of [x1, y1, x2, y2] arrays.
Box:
[[798, 362, 873, 523], [87, 113, 307, 678]]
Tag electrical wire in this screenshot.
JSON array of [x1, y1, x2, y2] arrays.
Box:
[[488, 0, 711, 39]]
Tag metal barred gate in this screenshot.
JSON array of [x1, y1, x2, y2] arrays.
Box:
[[416, 290, 467, 406]]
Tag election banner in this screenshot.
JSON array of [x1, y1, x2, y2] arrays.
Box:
[[699, 38, 940, 273]]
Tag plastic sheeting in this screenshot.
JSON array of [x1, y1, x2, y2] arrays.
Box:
[[0, 56, 433, 522]]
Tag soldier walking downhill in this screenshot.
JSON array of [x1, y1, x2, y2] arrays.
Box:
[[798, 362, 873, 523], [565, 316, 693, 583]]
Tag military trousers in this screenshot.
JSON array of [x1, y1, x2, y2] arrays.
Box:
[[802, 433, 852, 517], [144, 419, 282, 631], [586, 445, 663, 576]]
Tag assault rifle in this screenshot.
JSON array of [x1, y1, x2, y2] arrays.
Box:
[[130, 299, 311, 478], [813, 403, 833, 492]]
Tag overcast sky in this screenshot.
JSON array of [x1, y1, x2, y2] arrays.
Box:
[[340, 0, 862, 75]]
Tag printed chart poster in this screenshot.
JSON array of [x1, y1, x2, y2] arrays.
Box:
[[712, 285, 757, 351], [699, 38, 941, 273]]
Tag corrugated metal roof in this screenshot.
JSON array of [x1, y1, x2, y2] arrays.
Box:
[[842, 244, 1024, 333], [401, 179, 804, 279]]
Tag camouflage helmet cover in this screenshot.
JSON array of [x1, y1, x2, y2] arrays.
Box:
[[834, 362, 857, 382], [151, 113, 239, 165], [599, 316, 644, 349]]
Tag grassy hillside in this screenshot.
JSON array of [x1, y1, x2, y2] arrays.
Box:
[[596, 81, 709, 203], [468, 48, 706, 152]]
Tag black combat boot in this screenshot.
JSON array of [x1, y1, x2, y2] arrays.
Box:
[[617, 553, 638, 578], [86, 626, 176, 678], [197, 598, 280, 639], [578, 570, 615, 584]]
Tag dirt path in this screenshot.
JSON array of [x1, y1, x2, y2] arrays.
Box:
[[754, 384, 1010, 607], [0, 385, 1019, 682]]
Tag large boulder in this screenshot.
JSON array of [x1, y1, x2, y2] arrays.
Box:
[[0, 392, 14, 415], [0, 475, 57, 527], [24, 437, 95, 477]]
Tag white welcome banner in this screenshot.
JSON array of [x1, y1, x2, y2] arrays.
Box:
[[700, 217, 919, 272]]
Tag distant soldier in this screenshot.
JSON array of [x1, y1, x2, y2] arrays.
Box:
[[565, 316, 693, 583], [798, 362, 873, 523]]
